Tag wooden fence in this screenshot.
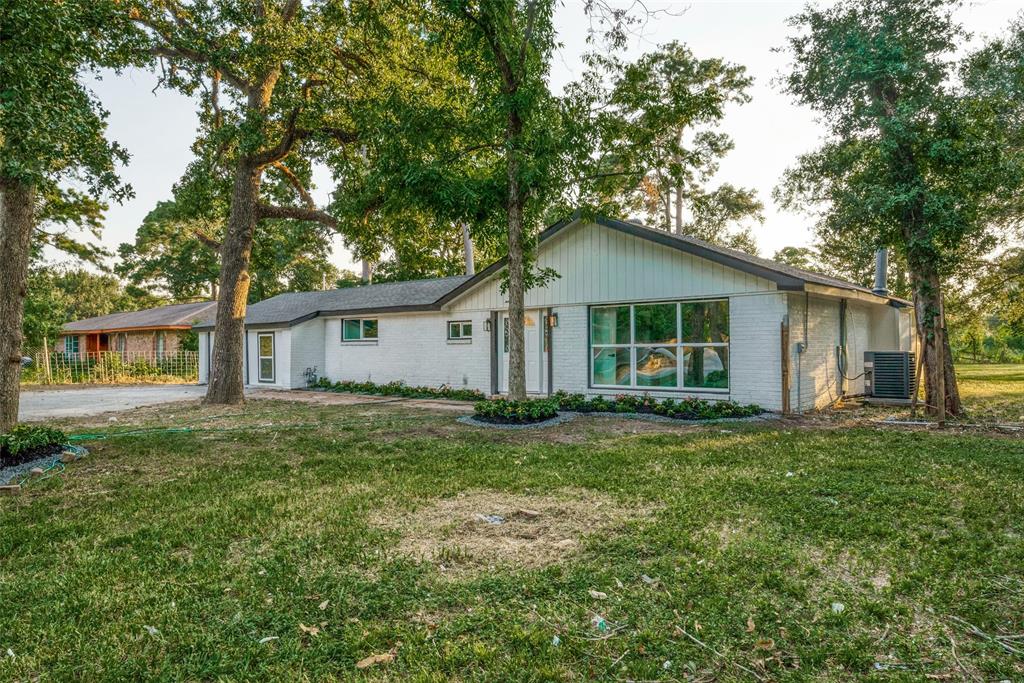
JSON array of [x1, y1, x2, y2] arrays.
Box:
[[21, 348, 199, 385]]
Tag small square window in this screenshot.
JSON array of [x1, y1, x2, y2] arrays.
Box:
[[448, 321, 472, 341], [343, 319, 377, 342]]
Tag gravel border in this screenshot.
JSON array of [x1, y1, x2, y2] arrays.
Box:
[[568, 410, 780, 425], [458, 410, 778, 430], [457, 412, 577, 430], [0, 445, 88, 486]]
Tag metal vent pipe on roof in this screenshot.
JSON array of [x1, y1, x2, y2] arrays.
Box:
[[873, 248, 889, 296]]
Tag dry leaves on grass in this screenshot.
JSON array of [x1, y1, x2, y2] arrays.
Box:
[[356, 650, 396, 669], [372, 488, 656, 575]]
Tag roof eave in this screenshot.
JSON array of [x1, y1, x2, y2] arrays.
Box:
[[62, 324, 196, 334]]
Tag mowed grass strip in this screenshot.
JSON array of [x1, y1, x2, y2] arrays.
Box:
[[0, 400, 1022, 681], [956, 363, 1024, 423]]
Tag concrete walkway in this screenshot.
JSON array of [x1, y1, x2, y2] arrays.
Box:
[[18, 384, 207, 421], [17, 385, 474, 422]]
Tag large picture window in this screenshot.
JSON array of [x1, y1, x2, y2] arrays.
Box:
[[590, 300, 729, 391], [342, 319, 378, 342]]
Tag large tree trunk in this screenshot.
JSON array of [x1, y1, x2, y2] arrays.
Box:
[[205, 159, 261, 405], [0, 177, 35, 431], [506, 152, 527, 401], [911, 264, 962, 418]]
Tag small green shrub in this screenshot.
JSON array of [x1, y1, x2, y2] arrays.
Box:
[[473, 398, 560, 424], [314, 377, 485, 402], [1, 424, 67, 467], [551, 390, 761, 420]]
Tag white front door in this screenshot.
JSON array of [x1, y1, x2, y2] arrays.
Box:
[[499, 310, 546, 394]]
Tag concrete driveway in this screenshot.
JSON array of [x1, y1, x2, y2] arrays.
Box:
[[18, 384, 208, 422]]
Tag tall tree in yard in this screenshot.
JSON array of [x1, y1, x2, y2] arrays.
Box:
[[575, 43, 763, 252], [437, 0, 566, 400], [0, 1, 136, 430], [776, 0, 1021, 418], [130, 0, 416, 404]]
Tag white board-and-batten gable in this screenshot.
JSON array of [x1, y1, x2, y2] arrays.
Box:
[[445, 219, 777, 313]]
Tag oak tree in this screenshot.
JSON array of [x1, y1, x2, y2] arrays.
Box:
[[0, 0, 138, 429], [777, 0, 1022, 417], [130, 0, 423, 403]]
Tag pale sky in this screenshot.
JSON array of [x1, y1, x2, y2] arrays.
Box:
[[75, 0, 1022, 274]]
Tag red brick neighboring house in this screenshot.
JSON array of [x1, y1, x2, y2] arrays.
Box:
[[59, 301, 217, 359]]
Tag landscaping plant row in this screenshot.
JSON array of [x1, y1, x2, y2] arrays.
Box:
[[313, 377, 486, 402], [0, 425, 68, 469], [474, 391, 763, 424]]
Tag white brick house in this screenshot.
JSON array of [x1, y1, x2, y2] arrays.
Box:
[[195, 216, 914, 412]]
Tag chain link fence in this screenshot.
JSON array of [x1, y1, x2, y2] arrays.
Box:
[[20, 350, 199, 385]]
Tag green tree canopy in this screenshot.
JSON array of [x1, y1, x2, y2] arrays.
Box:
[[775, 0, 1024, 417], [571, 42, 762, 252], [0, 0, 141, 428]]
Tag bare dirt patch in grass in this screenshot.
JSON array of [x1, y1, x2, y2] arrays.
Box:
[[373, 488, 655, 575]]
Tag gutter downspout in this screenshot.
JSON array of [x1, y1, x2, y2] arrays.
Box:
[[796, 291, 809, 413], [244, 329, 249, 386], [838, 298, 848, 397]]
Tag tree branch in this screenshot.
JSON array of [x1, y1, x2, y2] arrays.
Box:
[[517, 0, 541, 72], [133, 11, 252, 93], [271, 162, 316, 209], [257, 203, 338, 229], [460, 6, 516, 92], [193, 230, 222, 251], [281, 0, 301, 23], [251, 107, 305, 167]]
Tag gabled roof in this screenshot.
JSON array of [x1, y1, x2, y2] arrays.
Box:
[[192, 275, 473, 329], [193, 213, 907, 331], [63, 301, 217, 334], [437, 214, 910, 307]]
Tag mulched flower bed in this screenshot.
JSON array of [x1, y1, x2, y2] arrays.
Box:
[[1, 425, 68, 469], [0, 442, 65, 470]]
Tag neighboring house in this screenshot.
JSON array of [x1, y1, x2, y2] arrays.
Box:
[[60, 301, 216, 359], [195, 216, 914, 412]]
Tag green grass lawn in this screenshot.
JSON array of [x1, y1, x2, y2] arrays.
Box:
[[2, 397, 1023, 681], [956, 364, 1024, 423]]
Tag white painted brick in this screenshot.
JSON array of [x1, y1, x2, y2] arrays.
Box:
[[320, 312, 492, 393]]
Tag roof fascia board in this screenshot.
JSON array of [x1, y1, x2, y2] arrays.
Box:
[[62, 325, 196, 334], [803, 283, 892, 306]]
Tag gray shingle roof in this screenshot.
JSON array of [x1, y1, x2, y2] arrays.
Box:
[[193, 276, 473, 328], [63, 301, 216, 333], [193, 213, 906, 332]]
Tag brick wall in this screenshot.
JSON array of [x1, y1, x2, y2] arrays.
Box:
[[289, 319, 325, 388], [788, 294, 845, 411], [320, 312, 493, 393]]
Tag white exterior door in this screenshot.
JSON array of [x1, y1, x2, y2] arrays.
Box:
[[499, 310, 546, 394]]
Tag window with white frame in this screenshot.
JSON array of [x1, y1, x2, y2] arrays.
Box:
[[447, 320, 472, 341], [257, 332, 275, 383], [342, 319, 378, 342], [64, 336, 79, 354], [155, 331, 166, 359], [590, 300, 729, 391]]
